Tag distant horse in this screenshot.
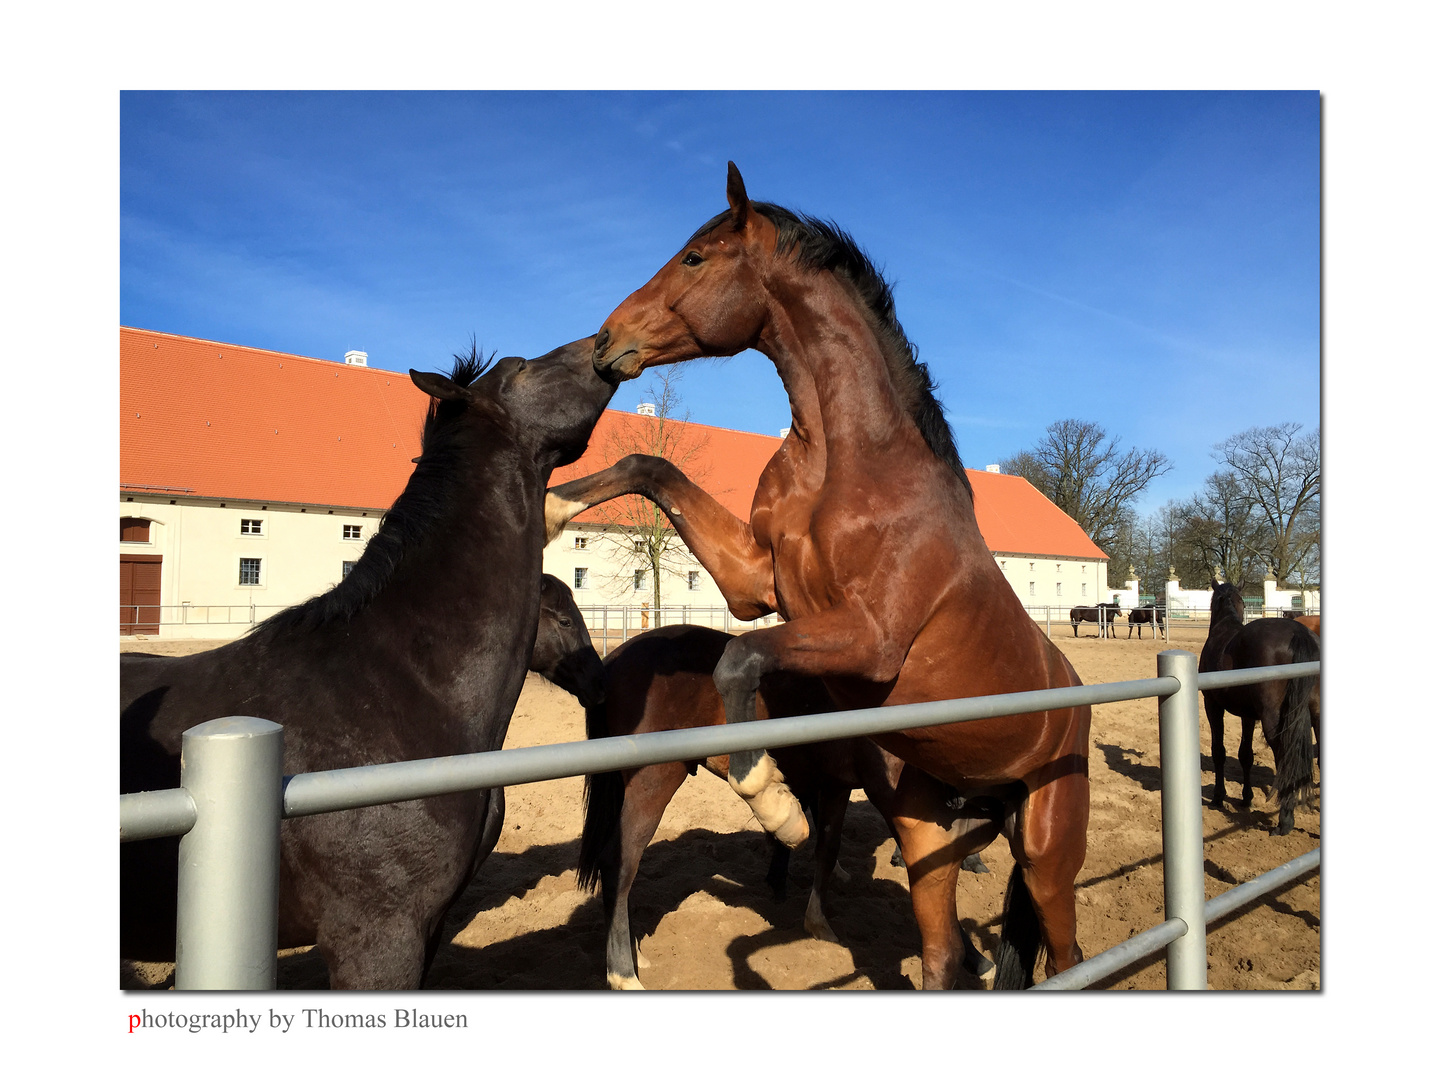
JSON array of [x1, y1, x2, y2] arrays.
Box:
[[1070, 603, 1122, 638], [1282, 611, 1321, 637], [120, 339, 615, 989], [1127, 604, 1165, 639], [548, 163, 1090, 989], [576, 624, 1000, 989], [1199, 581, 1320, 836]]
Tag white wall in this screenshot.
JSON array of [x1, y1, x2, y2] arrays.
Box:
[[992, 554, 1110, 615], [121, 495, 380, 638]]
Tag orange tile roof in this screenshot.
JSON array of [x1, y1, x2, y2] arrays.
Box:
[[967, 469, 1109, 561], [121, 327, 1106, 560], [121, 327, 429, 508]]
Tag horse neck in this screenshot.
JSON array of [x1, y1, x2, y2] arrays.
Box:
[[760, 272, 913, 455], [337, 437, 547, 722]]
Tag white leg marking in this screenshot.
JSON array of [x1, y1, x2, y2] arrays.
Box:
[[544, 493, 589, 545], [607, 972, 646, 990]]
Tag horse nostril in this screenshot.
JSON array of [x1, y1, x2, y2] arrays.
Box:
[[594, 327, 610, 359]]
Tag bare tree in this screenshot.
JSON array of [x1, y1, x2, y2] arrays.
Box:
[[588, 366, 709, 611], [1212, 423, 1320, 587], [1172, 470, 1270, 592], [1001, 419, 1172, 564]]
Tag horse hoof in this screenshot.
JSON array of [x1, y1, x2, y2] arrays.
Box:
[[966, 953, 996, 979], [607, 973, 646, 990], [805, 914, 840, 943], [961, 854, 990, 875], [635, 945, 651, 969]]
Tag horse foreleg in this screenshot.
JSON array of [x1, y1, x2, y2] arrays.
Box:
[[1204, 696, 1228, 808], [547, 456, 778, 620], [716, 610, 912, 850], [1238, 714, 1257, 808], [803, 783, 851, 943]]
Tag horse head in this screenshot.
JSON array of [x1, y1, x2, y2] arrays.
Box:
[[530, 574, 604, 709], [1209, 581, 1245, 623], [593, 163, 775, 382], [412, 336, 614, 473]]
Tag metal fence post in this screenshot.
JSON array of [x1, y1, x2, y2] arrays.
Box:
[[1156, 650, 1207, 989], [174, 716, 283, 990]]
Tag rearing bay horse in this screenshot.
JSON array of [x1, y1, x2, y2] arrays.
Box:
[[548, 164, 1089, 989]]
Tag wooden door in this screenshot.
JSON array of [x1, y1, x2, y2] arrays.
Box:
[[120, 555, 162, 634]]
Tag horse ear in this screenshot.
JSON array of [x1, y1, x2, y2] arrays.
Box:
[[1209, 578, 1220, 591], [726, 161, 750, 231], [411, 370, 468, 401]]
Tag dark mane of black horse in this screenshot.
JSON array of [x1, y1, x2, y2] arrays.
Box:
[[689, 203, 972, 499], [256, 347, 495, 635]]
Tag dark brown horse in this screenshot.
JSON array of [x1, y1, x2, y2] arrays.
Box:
[[1127, 604, 1165, 639], [548, 164, 1090, 989], [1199, 582, 1320, 836], [575, 624, 999, 989], [1069, 602, 1122, 638], [121, 339, 615, 989], [532, 573, 606, 709]]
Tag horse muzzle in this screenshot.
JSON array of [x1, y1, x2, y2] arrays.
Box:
[[591, 326, 645, 382]]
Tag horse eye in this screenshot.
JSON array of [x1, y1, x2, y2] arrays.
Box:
[[557, 617, 572, 628], [681, 251, 703, 267]]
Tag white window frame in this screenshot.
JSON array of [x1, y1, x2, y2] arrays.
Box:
[[239, 518, 264, 537], [238, 557, 263, 586], [574, 567, 589, 590], [342, 524, 363, 541]]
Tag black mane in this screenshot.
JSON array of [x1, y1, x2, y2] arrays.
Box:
[[253, 346, 494, 635], [691, 204, 972, 497]]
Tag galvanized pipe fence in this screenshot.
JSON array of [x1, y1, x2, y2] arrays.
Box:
[[120, 650, 1319, 990]]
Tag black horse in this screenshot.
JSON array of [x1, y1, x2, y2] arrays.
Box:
[[1199, 581, 1320, 836], [1070, 602, 1122, 638], [121, 338, 615, 989], [1127, 603, 1165, 639]]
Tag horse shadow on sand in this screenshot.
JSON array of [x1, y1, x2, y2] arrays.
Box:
[[413, 799, 944, 990]]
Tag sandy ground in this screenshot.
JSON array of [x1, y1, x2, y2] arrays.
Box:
[[121, 621, 1318, 991]]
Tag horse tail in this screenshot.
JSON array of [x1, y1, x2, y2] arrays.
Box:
[[1274, 625, 1320, 811], [991, 864, 1044, 990], [577, 698, 623, 894]]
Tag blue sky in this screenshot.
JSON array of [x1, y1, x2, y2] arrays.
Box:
[[121, 91, 1319, 516]]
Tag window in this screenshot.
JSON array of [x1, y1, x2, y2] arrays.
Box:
[[574, 536, 587, 550], [688, 571, 701, 591], [342, 561, 357, 578], [342, 524, 362, 540], [1081, 583, 1087, 596], [120, 517, 150, 542], [1057, 563, 1063, 573], [633, 569, 647, 591], [240, 518, 263, 535], [574, 567, 588, 590], [633, 539, 645, 553], [239, 558, 261, 585], [1056, 583, 1063, 597], [1029, 581, 1035, 596], [1029, 562, 1035, 571]]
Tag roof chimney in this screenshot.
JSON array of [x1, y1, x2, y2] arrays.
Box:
[[985, 464, 1001, 473], [780, 427, 791, 439], [344, 350, 368, 367], [636, 402, 656, 417]]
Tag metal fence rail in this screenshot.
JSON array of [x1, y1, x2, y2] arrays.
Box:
[[120, 653, 1320, 990]]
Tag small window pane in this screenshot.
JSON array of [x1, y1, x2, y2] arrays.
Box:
[[241, 519, 263, 535], [574, 567, 588, 589], [574, 536, 587, 549], [239, 558, 261, 585], [688, 571, 700, 591], [342, 524, 362, 540]]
